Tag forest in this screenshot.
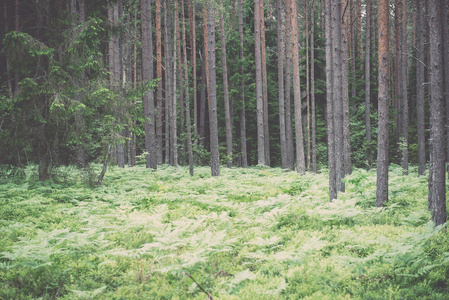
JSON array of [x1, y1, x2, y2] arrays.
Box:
[[1, 0, 449, 298]]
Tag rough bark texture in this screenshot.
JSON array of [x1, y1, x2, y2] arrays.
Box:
[[416, 0, 426, 175], [239, 0, 248, 168], [332, 0, 344, 191], [365, 0, 372, 168], [189, 4, 198, 137], [219, 0, 233, 168], [428, 0, 446, 226], [182, 0, 193, 175], [141, 0, 156, 169], [442, 0, 449, 174], [260, 0, 270, 166], [341, 0, 351, 176], [311, 0, 316, 173], [325, 0, 336, 200], [156, 0, 163, 165], [277, 0, 287, 169], [207, 4, 220, 176], [285, 0, 294, 170], [164, 0, 172, 165], [401, 0, 409, 174], [306, 0, 311, 171], [376, 0, 390, 207], [175, 1, 184, 161], [291, 0, 305, 174], [171, 21, 178, 168], [255, 0, 265, 165]]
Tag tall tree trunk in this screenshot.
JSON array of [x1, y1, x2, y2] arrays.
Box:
[[401, 0, 409, 174], [260, 0, 270, 166], [394, 0, 401, 156], [365, 0, 372, 168], [239, 0, 248, 168], [428, 0, 446, 226], [325, 0, 336, 200], [141, 0, 156, 169], [332, 0, 344, 191], [207, 3, 220, 176], [341, 0, 351, 176], [277, 0, 287, 169], [290, 0, 305, 174], [376, 0, 390, 207], [182, 0, 194, 175], [171, 13, 178, 168], [175, 0, 184, 165], [255, 0, 265, 165], [285, 1, 294, 170], [115, 0, 125, 168], [442, 1, 449, 175], [305, 0, 311, 171], [219, 0, 233, 168], [416, 0, 425, 175], [189, 3, 198, 138], [164, 0, 172, 165], [200, 44, 207, 147], [311, 0, 316, 173], [156, 0, 163, 164]]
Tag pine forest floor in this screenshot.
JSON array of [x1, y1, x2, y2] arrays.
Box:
[[1, 164, 449, 299]]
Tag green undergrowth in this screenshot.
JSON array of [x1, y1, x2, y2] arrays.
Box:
[[0, 164, 448, 299]]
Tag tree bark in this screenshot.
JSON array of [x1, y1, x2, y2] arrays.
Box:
[[306, 0, 311, 171], [325, 0, 336, 200], [442, 1, 449, 175], [365, 0, 372, 168], [189, 3, 198, 138], [255, 0, 265, 165], [277, 0, 287, 169], [260, 0, 270, 166], [341, 0, 351, 176], [207, 3, 220, 176], [219, 0, 233, 168], [175, 0, 184, 165], [156, 0, 163, 164], [401, 0, 409, 175], [376, 0, 390, 207], [141, 0, 156, 169], [428, 0, 446, 226], [285, 0, 294, 170], [311, 0, 316, 173], [291, 0, 305, 174], [182, 0, 194, 175], [238, 0, 248, 168], [332, 0, 344, 191], [416, 0, 425, 175]]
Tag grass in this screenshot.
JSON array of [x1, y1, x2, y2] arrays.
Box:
[[0, 164, 448, 299]]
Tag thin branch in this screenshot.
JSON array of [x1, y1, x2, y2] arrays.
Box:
[[183, 272, 213, 300]]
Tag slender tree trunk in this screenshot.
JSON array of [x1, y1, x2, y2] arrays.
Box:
[[164, 0, 173, 165], [416, 0, 425, 175], [207, 3, 220, 176], [260, 0, 270, 166], [219, 0, 233, 168], [255, 0, 265, 165], [172, 15, 178, 168], [277, 0, 287, 169], [401, 0, 409, 174], [311, 0, 316, 173], [341, 0, 351, 176], [156, 0, 163, 164], [189, 3, 198, 138], [376, 0, 390, 207], [442, 1, 449, 175], [115, 1, 125, 168], [332, 0, 344, 191], [306, 0, 311, 171], [285, 1, 294, 170], [428, 0, 446, 226], [175, 0, 184, 165], [182, 0, 194, 175], [325, 0, 336, 200], [239, 0, 248, 167], [291, 0, 305, 174], [142, 0, 156, 169], [394, 0, 401, 156], [365, 0, 372, 168], [200, 45, 207, 147]]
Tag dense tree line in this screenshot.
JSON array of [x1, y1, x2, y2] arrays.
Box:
[[0, 0, 447, 225]]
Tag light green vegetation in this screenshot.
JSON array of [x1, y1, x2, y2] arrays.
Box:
[[1, 164, 448, 299]]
